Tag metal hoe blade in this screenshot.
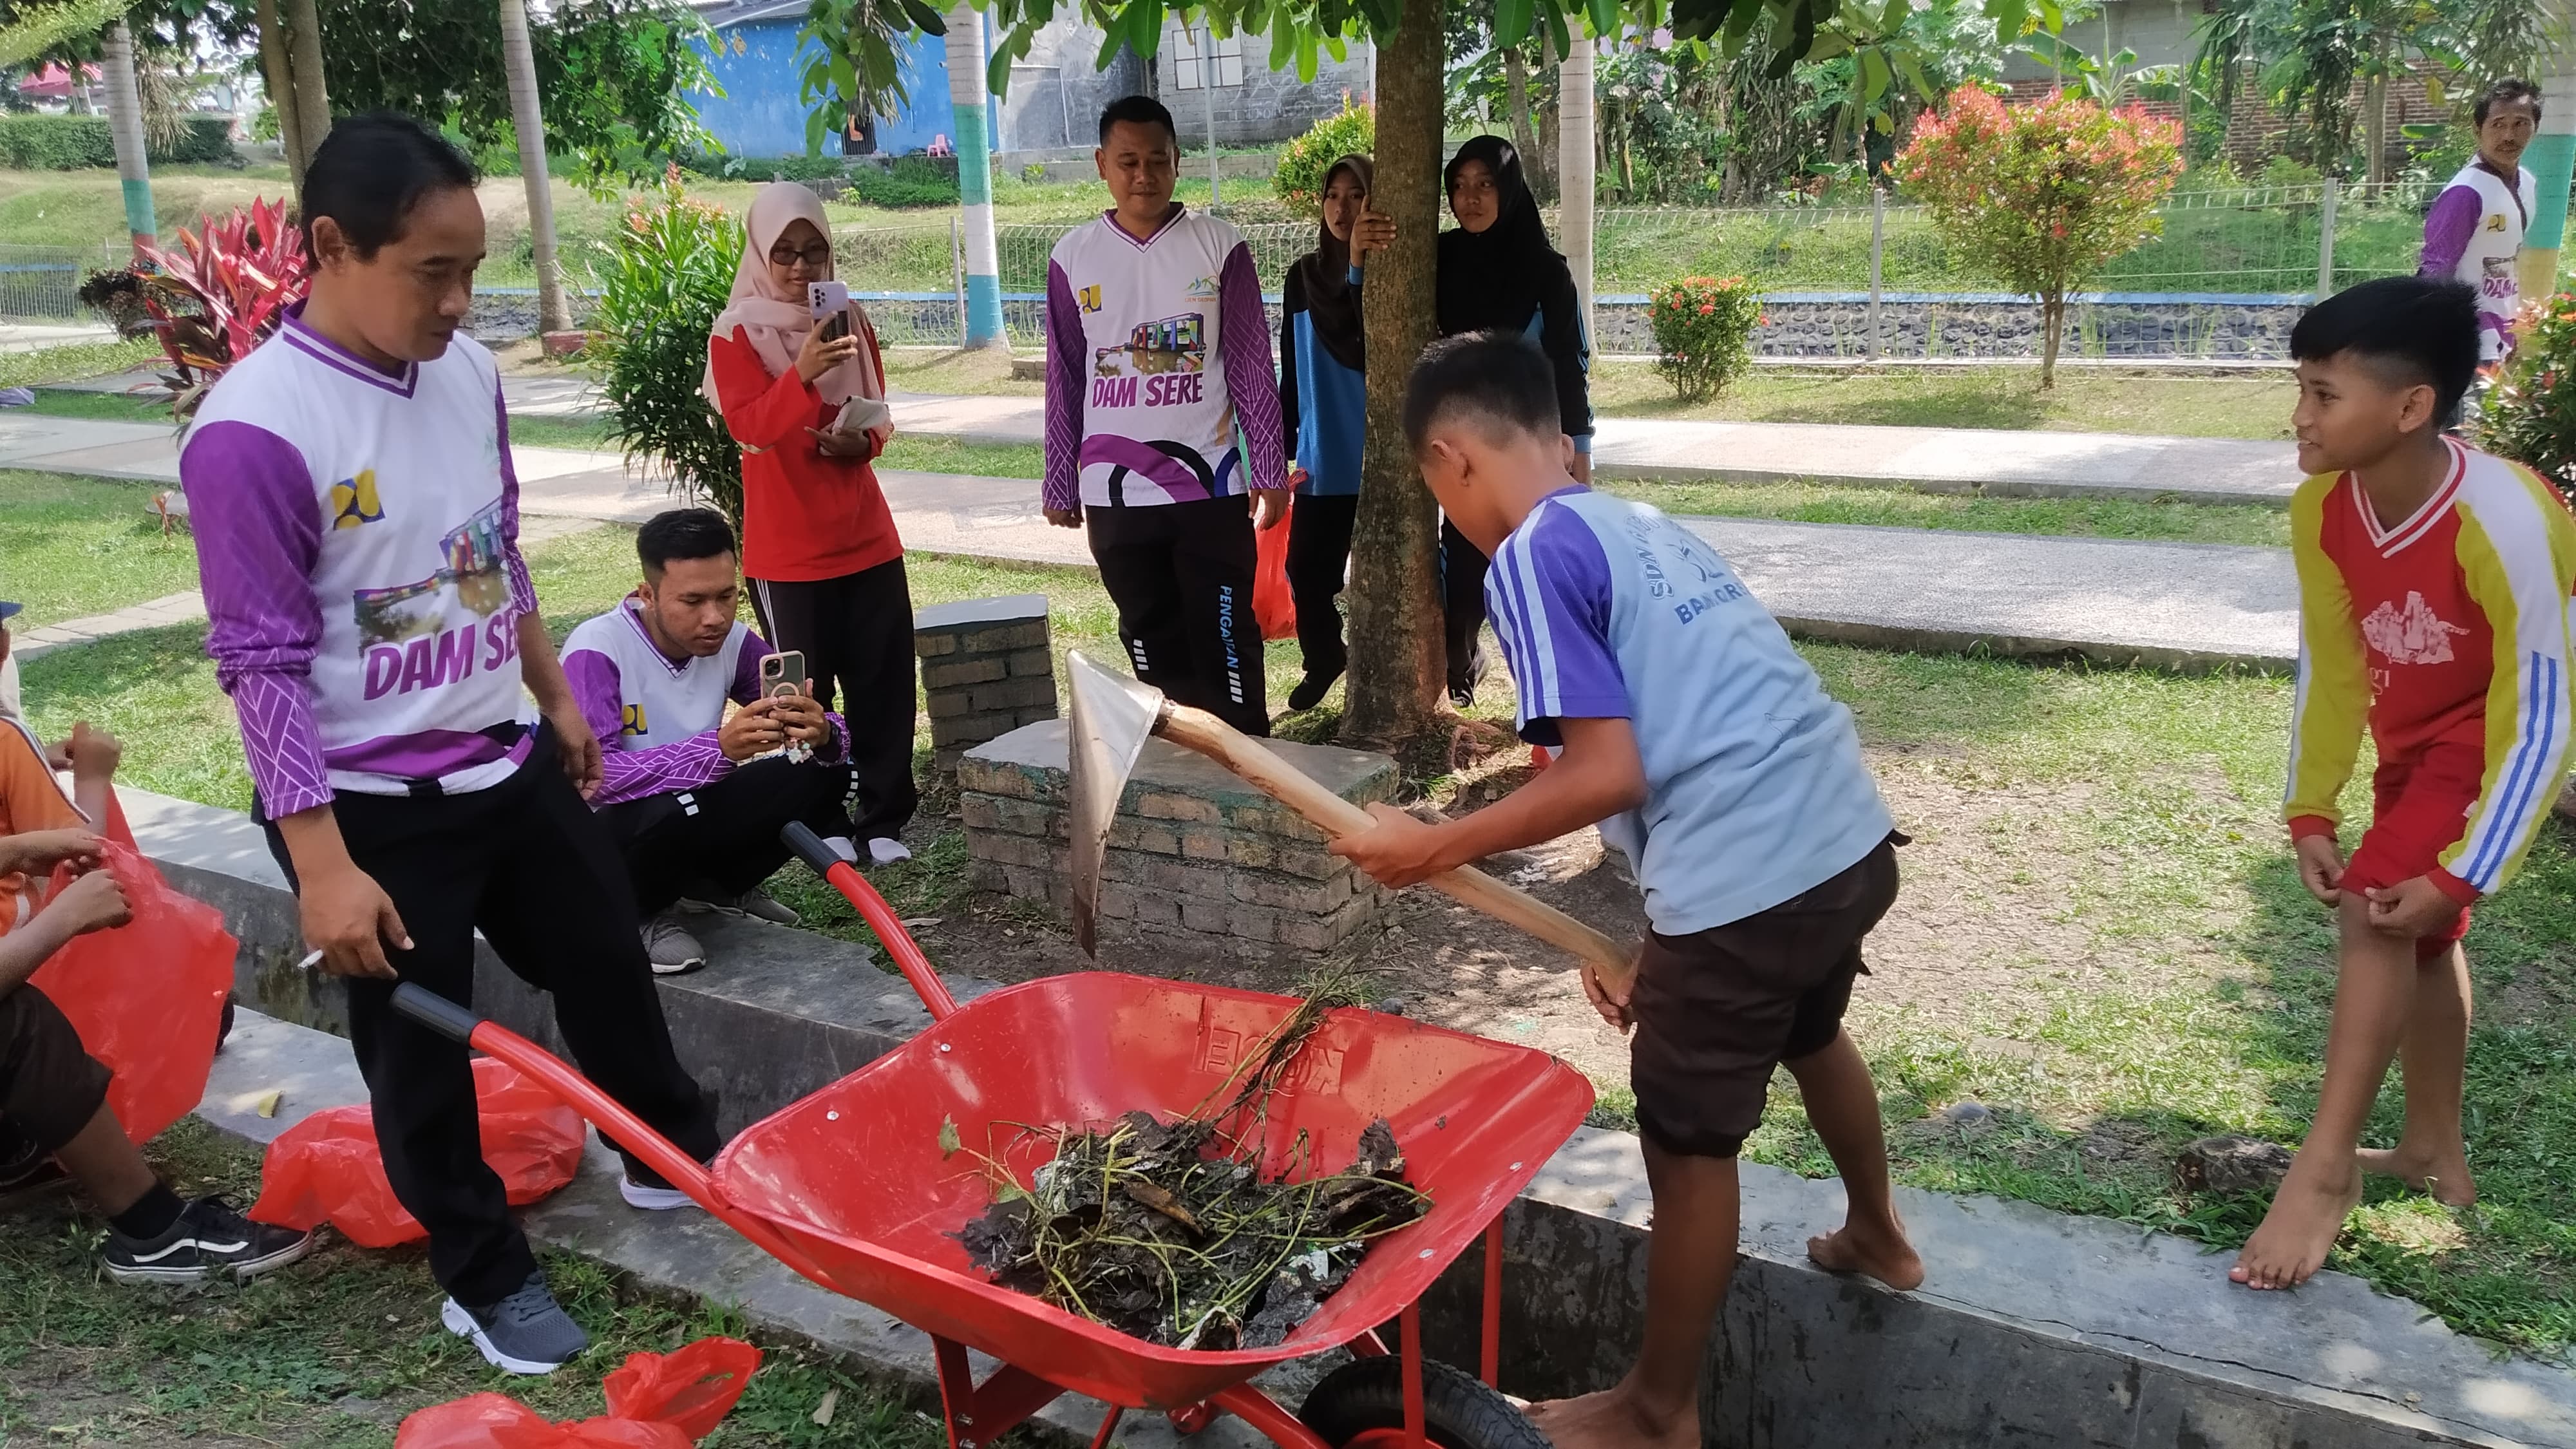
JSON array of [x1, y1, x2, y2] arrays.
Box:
[[1063, 649, 1166, 956]]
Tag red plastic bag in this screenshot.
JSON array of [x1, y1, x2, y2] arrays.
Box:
[[1255, 491, 1297, 640], [249, 1058, 584, 1247], [25, 837, 234, 1144], [395, 1338, 761, 1449]]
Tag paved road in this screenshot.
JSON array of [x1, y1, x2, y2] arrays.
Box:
[[0, 411, 2296, 670]]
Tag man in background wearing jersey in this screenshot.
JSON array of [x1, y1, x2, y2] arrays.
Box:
[[561, 508, 851, 976], [2420, 79, 2542, 368], [1041, 95, 1289, 735]]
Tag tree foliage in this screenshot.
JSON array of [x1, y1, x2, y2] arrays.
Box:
[[1895, 85, 2181, 386], [792, 0, 948, 158], [586, 171, 747, 526], [1272, 95, 1373, 210], [307, 0, 719, 182], [2474, 294, 2576, 508]]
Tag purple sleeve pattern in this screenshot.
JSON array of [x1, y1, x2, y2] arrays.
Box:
[[2420, 186, 2480, 279], [1219, 242, 1288, 491], [1482, 502, 1630, 746], [182, 420, 334, 818], [495, 386, 537, 615], [1044, 260, 1086, 512], [730, 629, 775, 706], [593, 733, 735, 807], [563, 647, 629, 754]]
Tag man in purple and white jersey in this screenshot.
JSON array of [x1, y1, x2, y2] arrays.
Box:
[[1041, 95, 1289, 735], [562, 509, 854, 976], [2420, 79, 2542, 366], [180, 115, 718, 1377]]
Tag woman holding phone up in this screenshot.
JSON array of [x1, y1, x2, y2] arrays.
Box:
[[706, 181, 916, 865]]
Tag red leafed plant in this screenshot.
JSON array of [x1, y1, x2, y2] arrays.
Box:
[[140, 196, 312, 419]]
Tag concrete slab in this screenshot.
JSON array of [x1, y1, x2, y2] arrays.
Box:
[[13, 590, 204, 661], [889, 389, 1046, 447], [501, 374, 603, 417]]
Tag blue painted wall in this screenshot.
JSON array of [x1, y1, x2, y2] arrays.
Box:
[[697, 19, 967, 158]]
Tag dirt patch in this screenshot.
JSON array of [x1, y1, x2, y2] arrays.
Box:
[[901, 743, 2260, 1095]]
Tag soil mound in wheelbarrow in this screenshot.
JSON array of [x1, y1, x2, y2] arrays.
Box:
[[707, 972, 1592, 1414]]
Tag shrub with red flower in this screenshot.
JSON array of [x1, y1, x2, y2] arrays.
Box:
[[1894, 87, 2181, 388], [139, 196, 313, 421], [2474, 294, 2576, 508], [1647, 275, 1763, 404]]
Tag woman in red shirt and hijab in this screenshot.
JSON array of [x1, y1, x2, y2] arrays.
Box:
[[705, 182, 916, 866]]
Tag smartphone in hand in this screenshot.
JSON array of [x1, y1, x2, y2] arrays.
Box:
[[759, 649, 808, 700], [808, 279, 851, 343]]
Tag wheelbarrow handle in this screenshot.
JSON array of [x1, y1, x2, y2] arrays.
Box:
[[779, 823, 961, 1021], [1158, 705, 1640, 997], [391, 983, 482, 1044], [394, 985, 846, 1294]]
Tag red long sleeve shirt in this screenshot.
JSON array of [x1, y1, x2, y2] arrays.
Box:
[[707, 327, 902, 582]]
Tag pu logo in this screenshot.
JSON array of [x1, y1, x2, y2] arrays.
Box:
[[620, 702, 648, 737], [1077, 284, 1102, 312], [328, 469, 383, 530], [2488, 213, 2509, 232]]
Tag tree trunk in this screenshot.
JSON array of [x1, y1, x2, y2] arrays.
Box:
[[2364, 73, 2388, 188], [497, 0, 570, 334], [1558, 38, 1594, 334], [254, 0, 308, 180], [1504, 41, 1540, 171], [1534, 29, 1558, 202], [101, 21, 155, 258], [284, 0, 332, 166], [1343, 0, 1445, 750], [2040, 292, 2061, 389]]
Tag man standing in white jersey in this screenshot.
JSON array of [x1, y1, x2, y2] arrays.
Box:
[[2421, 79, 2543, 366], [1042, 95, 1289, 735], [180, 115, 719, 1377]]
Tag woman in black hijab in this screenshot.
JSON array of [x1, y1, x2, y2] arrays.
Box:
[[1435, 135, 1593, 708]]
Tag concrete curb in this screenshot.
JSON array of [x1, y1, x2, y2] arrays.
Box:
[[1594, 459, 2296, 507], [134, 788, 2576, 1448]]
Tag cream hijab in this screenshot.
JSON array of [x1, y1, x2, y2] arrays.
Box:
[[704, 182, 887, 423]]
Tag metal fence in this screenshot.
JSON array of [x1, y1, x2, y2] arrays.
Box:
[[818, 182, 2434, 359], [0, 240, 124, 321]]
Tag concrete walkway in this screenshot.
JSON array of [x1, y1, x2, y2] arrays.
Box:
[[876, 392, 2304, 505], [0, 412, 2297, 670]]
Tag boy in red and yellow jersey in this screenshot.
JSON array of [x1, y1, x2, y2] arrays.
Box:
[[2235, 276, 2576, 1291]]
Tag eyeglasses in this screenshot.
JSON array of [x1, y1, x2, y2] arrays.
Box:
[[768, 243, 833, 267]]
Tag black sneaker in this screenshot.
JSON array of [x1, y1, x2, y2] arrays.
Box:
[[0, 1131, 66, 1203], [441, 1272, 589, 1375], [104, 1195, 314, 1284], [1287, 663, 1344, 713]]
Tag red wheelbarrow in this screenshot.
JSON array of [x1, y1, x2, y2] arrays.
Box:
[[391, 823, 1593, 1449]]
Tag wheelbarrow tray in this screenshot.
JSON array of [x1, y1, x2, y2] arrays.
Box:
[[707, 971, 1593, 1414]]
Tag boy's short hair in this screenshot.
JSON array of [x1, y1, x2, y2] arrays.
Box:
[[1403, 331, 1560, 454], [637, 507, 738, 575], [2289, 276, 2480, 424], [2476, 79, 2543, 126], [1098, 95, 1177, 148]]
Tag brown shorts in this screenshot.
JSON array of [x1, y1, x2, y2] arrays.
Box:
[[1629, 836, 1902, 1158], [0, 984, 114, 1155]]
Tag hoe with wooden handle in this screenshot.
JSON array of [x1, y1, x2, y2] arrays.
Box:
[[1063, 649, 1634, 996]]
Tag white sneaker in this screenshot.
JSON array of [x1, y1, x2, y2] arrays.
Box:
[[867, 837, 912, 867], [678, 887, 800, 927], [821, 835, 860, 866], [618, 1173, 697, 1211]]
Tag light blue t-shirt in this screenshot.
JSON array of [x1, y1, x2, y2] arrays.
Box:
[[1484, 488, 1893, 934]]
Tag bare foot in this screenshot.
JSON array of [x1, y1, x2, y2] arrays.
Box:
[[2230, 1160, 2362, 1290], [2355, 1142, 2476, 1207], [1806, 1214, 1925, 1291], [1524, 1385, 1696, 1449]]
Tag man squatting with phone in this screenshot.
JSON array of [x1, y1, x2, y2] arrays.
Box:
[[562, 508, 860, 976]]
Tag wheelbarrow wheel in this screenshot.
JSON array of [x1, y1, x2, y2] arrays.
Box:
[[1297, 1356, 1553, 1449]]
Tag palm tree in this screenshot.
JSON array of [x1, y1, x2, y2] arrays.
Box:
[[496, 0, 570, 334]]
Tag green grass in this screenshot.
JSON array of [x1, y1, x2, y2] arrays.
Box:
[[1591, 361, 2297, 440], [506, 412, 616, 452], [0, 471, 196, 629], [0, 1121, 965, 1447], [0, 338, 158, 390], [1600, 478, 2291, 547], [19, 386, 164, 422]]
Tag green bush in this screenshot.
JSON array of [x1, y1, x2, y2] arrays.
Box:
[[676, 150, 848, 183], [2474, 293, 2576, 506], [586, 173, 746, 526], [0, 115, 234, 170], [1647, 275, 1763, 403], [1273, 98, 1372, 213], [848, 155, 958, 207]]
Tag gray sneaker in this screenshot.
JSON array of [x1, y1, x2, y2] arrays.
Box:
[[681, 887, 800, 927], [640, 911, 706, 976], [441, 1273, 587, 1375]]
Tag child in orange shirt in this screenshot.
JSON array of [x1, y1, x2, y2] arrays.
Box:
[[2234, 278, 2576, 1289]]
